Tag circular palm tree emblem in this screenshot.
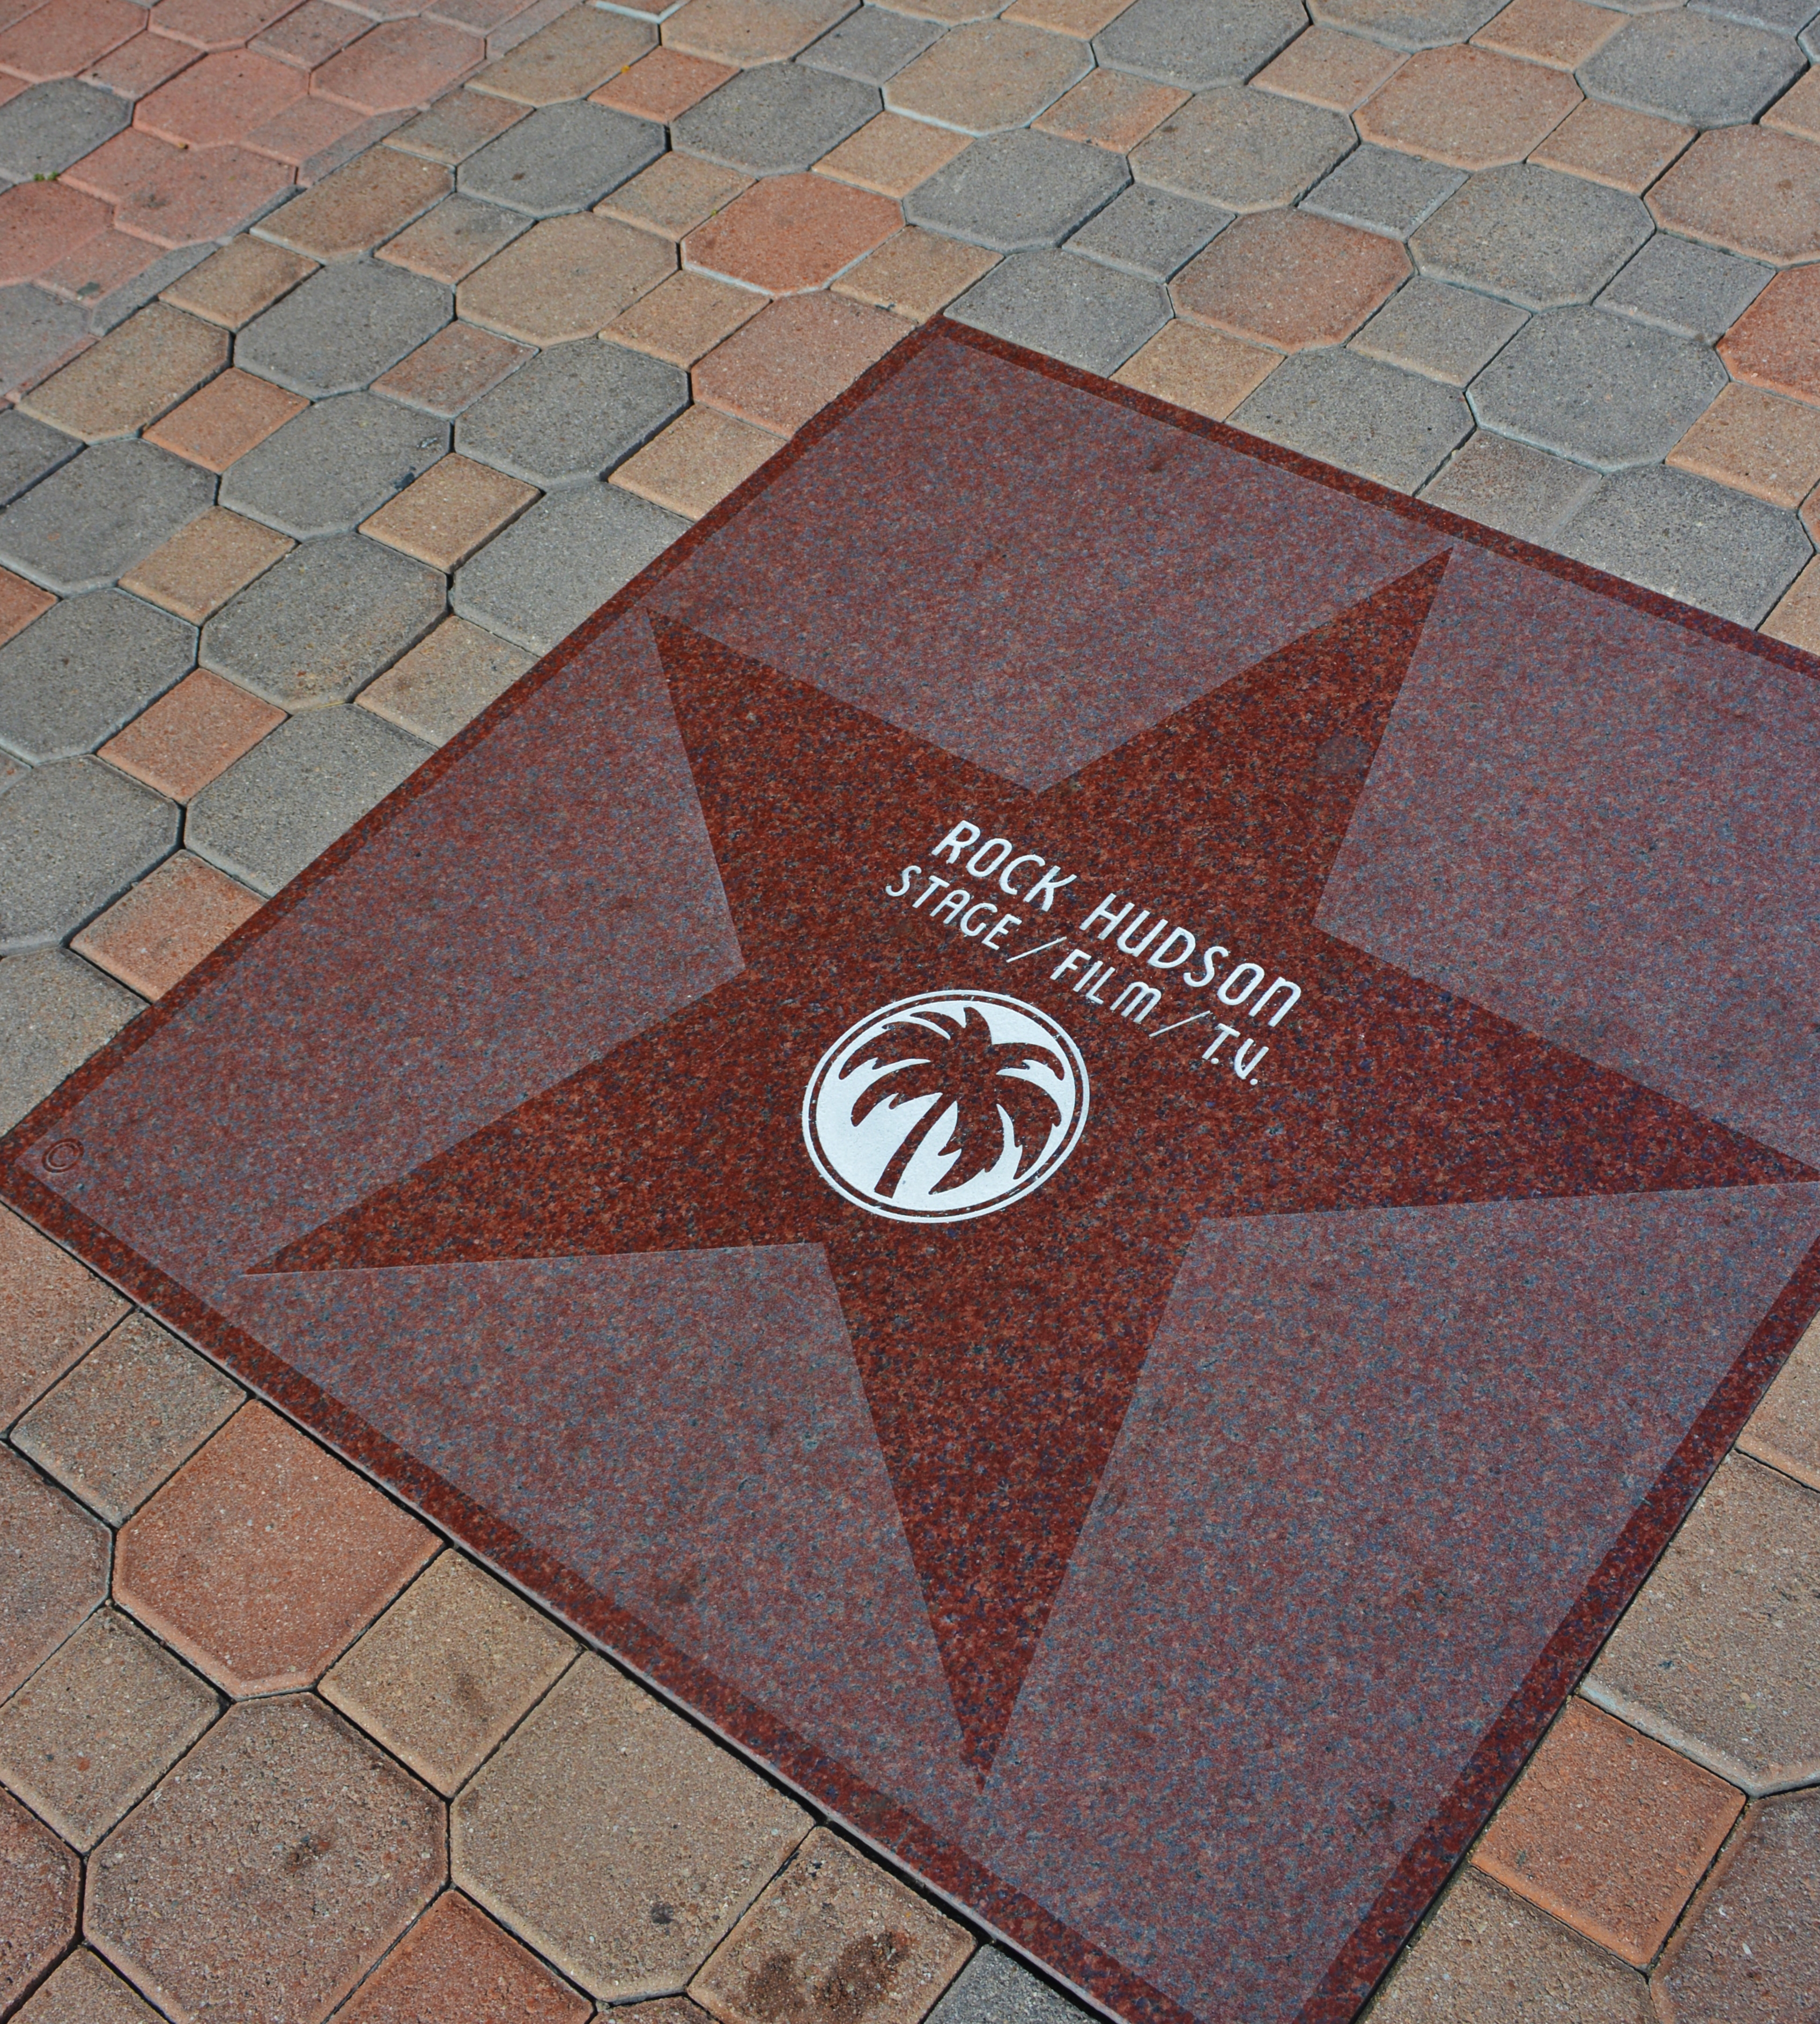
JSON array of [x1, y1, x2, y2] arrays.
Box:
[[802, 991, 1089, 1223]]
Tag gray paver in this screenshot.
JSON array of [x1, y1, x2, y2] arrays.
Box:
[[1558, 464, 1813, 626], [186, 705, 429, 898], [220, 395, 451, 540], [801, 3, 942, 82], [904, 130, 1129, 252], [1300, 144, 1465, 241], [1419, 429, 1603, 541], [456, 340, 687, 489], [1307, 0, 1505, 49], [948, 248, 1170, 373], [0, 440, 215, 597], [1469, 305, 1728, 470], [1129, 87, 1355, 212], [1064, 184, 1231, 279], [0, 408, 78, 510], [0, 81, 128, 182], [1577, 13, 1805, 126], [1694, 0, 1818, 27], [453, 484, 685, 654], [671, 63, 879, 178], [1409, 164, 1652, 311], [0, 285, 86, 405], [1231, 347, 1473, 492], [1093, 0, 1306, 90], [928, 1949, 1090, 2024], [1351, 277, 1527, 386], [458, 102, 665, 219], [235, 261, 453, 400], [201, 533, 445, 711], [0, 948, 140, 1132], [1596, 234, 1774, 343], [0, 590, 196, 766], [0, 758, 178, 954]]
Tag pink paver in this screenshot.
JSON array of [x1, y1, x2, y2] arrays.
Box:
[[135, 48, 308, 148], [312, 16, 483, 112], [84, 28, 202, 98], [684, 174, 901, 295], [0, 181, 111, 288], [245, 93, 379, 176], [149, 0, 312, 53], [78, 132, 297, 248], [35, 226, 163, 308], [0, 0, 140, 80]]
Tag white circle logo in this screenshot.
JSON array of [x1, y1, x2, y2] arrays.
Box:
[[802, 991, 1089, 1224]]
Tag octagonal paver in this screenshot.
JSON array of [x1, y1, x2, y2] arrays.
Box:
[[0, 78, 129, 181], [1657, 1792, 1820, 2019], [458, 101, 665, 219], [235, 260, 453, 399], [0, 757, 179, 954], [674, 62, 880, 177], [802, 5, 942, 84], [885, 19, 1090, 134], [1648, 126, 1820, 267], [0, 589, 197, 766], [0, 1445, 110, 1696], [220, 394, 451, 540], [456, 340, 687, 489], [1309, 0, 1505, 52], [905, 128, 1129, 250], [87, 1695, 443, 2024], [452, 1652, 810, 2001], [1066, 183, 1230, 280], [664, 0, 856, 67], [1597, 233, 1774, 344], [1578, 12, 1805, 129], [949, 247, 1169, 373], [1410, 162, 1652, 309], [684, 173, 900, 292], [1129, 86, 1355, 212], [1173, 207, 1409, 349], [1230, 346, 1473, 492], [0, 439, 216, 597], [1356, 45, 1581, 171], [1094, 0, 1306, 90], [0, 1786, 78, 2016]]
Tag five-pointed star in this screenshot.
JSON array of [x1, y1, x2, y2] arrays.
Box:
[[265, 559, 1802, 1777]]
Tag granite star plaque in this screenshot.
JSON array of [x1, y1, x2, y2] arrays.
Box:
[[8, 321, 1819, 2024]]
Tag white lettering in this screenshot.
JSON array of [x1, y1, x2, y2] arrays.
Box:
[[1000, 853, 1045, 897], [1050, 948, 1090, 983], [958, 900, 997, 937], [1115, 910, 1167, 958], [1023, 865, 1078, 912], [1218, 962, 1266, 1007], [930, 887, 971, 924], [1149, 925, 1196, 970], [1080, 893, 1133, 939], [1202, 1023, 1241, 1060], [1182, 943, 1230, 989], [913, 876, 949, 910], [886, 863, 918, 898], [1252, 977, 1302, 1026], [1112, 981, 1161, 1023], [931, 821, 980, 865], [966, 837, 1013, 878], [1233, 1037, 1269, 1081], [982, 913, 1020, 951]]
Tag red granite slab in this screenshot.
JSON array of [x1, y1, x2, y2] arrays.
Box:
[[6, 319, 1819, 2024]]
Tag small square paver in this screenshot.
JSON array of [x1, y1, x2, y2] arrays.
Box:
[[377, 194, 530, 284], [1648, 127, 1820, 269], [0, 1605, 219, 1850], [1720, 265, 1820, 408], [251, 0, 368, 71], [885, 18, 1089, 133], [372, 318, 533, 416], [0, 409, 80, 511], [70, 848, 265, 1000], [186, 699, 431, 893], [220, 393, 450, 541], [1355, 44, 1581, 171], [949, 245, 1168, 372], [905, 127, 1128, 249], [337, 1891, 593, 2024], [115, 1400, 436, 1694], [0, 1203, 128, 1428], [1596, 233, 1772, 344], [1472, 0, 1623, 68], [1230, 344, 1473, 491], [0, 78, 129, 180], [1470, 1697, 1743, 1966], [1129, 85, 1354, 212], [1173, 207, 1410, 350], [693, 1828, 973, 2024], [1739, 1317, 1820, 1492], [263, 151, 455, 268], [591, 46, 735, 124], [608, 268, 765, 366], [361, 452, 538, 568], [10, 1948, 164, 2024], [143, 366, 307, 474], [457, 338, 688, 487], [0, 587, 196, 769], [1764, 64, 1820, 144], [1113, 316, 1281, 418], [458, 98, 666, 218], [801, 4, 943, 83], [321, 1549, 576, 1794], [674, 63, 880, 178], [0, 1446, 110, 1701], [240, 95, 385, 184], [312, 17, 489, 116], [0, 755, 180, 953], [832, 225, 998, 319], [452, 1651, 812, 2001], [17, 301, 227, 444], [1033, 68, 1188, 151], [0, 566, 55, 650], [1307, 0, 1508, 48], [1064, 182, 1229, 277], [685, 173, 899, 292], [611, 402, 782, 518], [0, 1785, 78, 2014], [0, 950, 142, 1136], [457, 212, 675, 343], [452, 481, 686, 653], [0, 282, 91, 408], [664, 0, 858, 68], [1529, 98, 1695, 195], [1351, 275, 1527, 384], [0, 180, 111, 290], [1091, 0, 1306, 91], [814, 111, 970, 198], [1763, 553, 1820, 651], [1005, 0, 1141, 32], [1251, 25, 1405, 113], [100, 664, 287, 801], [117, 507, 294, 626], [925, 1948, 1089, 2023], [1300, 144, 1466, 239], [236, 258, 453, 399], [160, 234, 317, 330], [201, 529, 446, 711], [1409, 162, 1652, 310], [598, 152, 752, 241], [466, 4, 654, 106], [691, 289, 908, 433], [1666, 381, 1820, 509], [354, 613, 535, 745], [1578, 12, 1804, 130], [384, 85, 527, 164]]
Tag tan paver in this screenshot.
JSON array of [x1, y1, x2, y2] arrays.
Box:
[[1648, 127, 1820, 268], [17, 301, 227, 443], [611, 403, 781, 518], [1764, 555, 1820, 654], [692, 291, 909, 434], [378, 193, 530, 283], [1471, 1698, 1743, 1966], [885, 18, 1088, 135], [600, 152, 752, 241], [1114, 319, 1282, 419], [0, 1448, 110, 1702], [458, 211, 675, 342], [1002, 0, 1137, 35], [339, 1892, 593, 2024], [386, 85, 528, 165], [0, 1787, 77, 2019], [468, 4, 653, 105], [592, 45, 734, 123], [373, 319, 534, 416], [661, 0, 854, 67], [832, 225, 997, 320], [452, 1652, 812, 2001], [115, 1401, 438, 1696], [1251, 25, 1403, 114], [1666, 383, 1820, 511], [686, 173, 899, 292], [1720, 265, 1820, 408], [71, 852, 267, 999], [0, 566, 55, 651], [1172, 208, 1409, 352], [86, 1695, 445, 2024], [1763, 67, 1820, 147], [1528, 97, 1695, 195], [161, 232, 317, 329], [815, 112, 971, 199], [691, 1828, 972, 2024], [361, 452, 539, 568], [255, 145, 453, 261], [1740, 1317, 1820, 1491], [1033, 68, 1187, 152], [1356, 45, 1579, 172], [119, 506, 295, 624], [143, 365, 308, 472], [354, 615, 536, 747], [11, 1948, 162, 2024], [0, 1606, 219, 1851], [1470, 0, 1621, 71], [0, 1205, 129, 1427], [321, 1549, 576, 1794], [608, 268, 766, 366]]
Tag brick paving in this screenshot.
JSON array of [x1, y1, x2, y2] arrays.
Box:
[[1, 0, 1818, 2018]]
